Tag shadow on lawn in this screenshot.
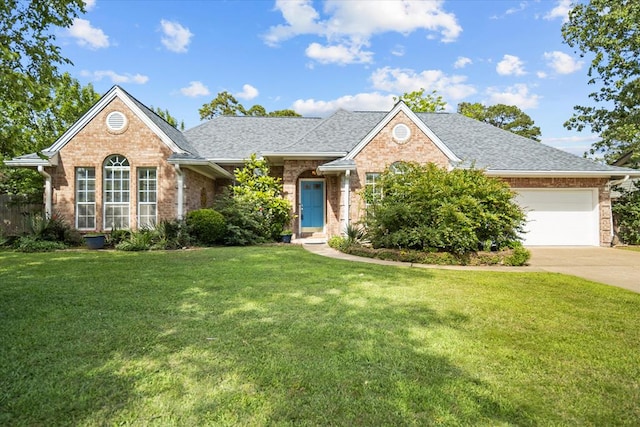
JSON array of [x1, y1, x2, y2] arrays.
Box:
[[0, 247, 534, 425]]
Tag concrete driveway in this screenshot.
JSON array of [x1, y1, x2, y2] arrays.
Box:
[[527, 247, 640, 293]]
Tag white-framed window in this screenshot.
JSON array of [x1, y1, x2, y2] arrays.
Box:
[[138, 168, 157, 228], [365, 172, 382, 207], [104, 154, 130, 229], [389, 161, 407, 175], [76, 167, 96, 229]]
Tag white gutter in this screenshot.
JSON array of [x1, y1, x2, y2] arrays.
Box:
[[174, 164, 184, 220], [343, 170, 350, 234], [37, 165, 52, 219]]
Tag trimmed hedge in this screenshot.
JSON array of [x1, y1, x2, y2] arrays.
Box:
[[186, 209, 226, 245]]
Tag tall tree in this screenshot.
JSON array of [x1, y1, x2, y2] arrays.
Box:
[[151, 106, 185, 130], [562, 0, 640, 162], [457, 102, 541, 141], [199, 91, 301, 120], [0, 0, 85, 158], [394, 88, 446, 113], [1, 73, 100, 199]]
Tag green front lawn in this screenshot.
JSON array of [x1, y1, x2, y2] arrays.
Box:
[[1, 246, 638, 425]]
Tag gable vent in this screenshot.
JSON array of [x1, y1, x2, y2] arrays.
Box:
[[106, 111, 127, 132], [392, 123, 410, 143]]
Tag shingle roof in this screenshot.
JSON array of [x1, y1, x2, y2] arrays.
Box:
[[122, 87, 201, 158], [417, 112, 627, 173], [180, 106, 637, 175], [184, 116, 323, 159]]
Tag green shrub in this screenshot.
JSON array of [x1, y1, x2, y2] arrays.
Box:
[[503, 245, 531, 266], [612, 181, 640, 245], [116, 228, 157, 251], [328, 236, 348, 251], [213, 191, 269, 246], [365, 162, 525, 254], [14, 236, 66, 252], [186, 209, 226, 245], [154, 219, 191, 249], [232, 154, 293, 241]]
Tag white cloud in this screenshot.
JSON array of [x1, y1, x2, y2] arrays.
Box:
[[83, 0, 96, 11], [496, 54, 526, 76], [292, 92, 395, 116], [68, 18, 109, 49], [180, 81, 210, 97], [486, 84, 540, 109], [391, 45, 405, 57], [544, 0, 572, 22], [370, 67, 477, 101], [264, 0, 461, 64], [543, 51, 583, 74], [305, 42, 373, 65], [537, 71, 548, 79], [160, 19, 193, 53], [81, 70, 149, 84], [454, 56, 472, 69], [235, 84, 259, 100]]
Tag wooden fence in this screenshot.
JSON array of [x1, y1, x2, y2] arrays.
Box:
[[0, 194, 43, 236]]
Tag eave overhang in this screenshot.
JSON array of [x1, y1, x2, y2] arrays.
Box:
[[484, 169, 640, 178], [167, 158, 234, 179]]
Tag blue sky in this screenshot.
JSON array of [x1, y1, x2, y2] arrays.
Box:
[[57, 0, 595, 155]]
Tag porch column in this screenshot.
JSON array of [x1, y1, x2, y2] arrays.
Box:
[[342, 170, 350, 234]]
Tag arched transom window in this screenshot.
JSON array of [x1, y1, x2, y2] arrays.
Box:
[[104, 154, 130, 229]]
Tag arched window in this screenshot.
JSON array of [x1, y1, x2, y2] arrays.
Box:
[[389, 161, 407, 175], [104, 154, 130, 229]]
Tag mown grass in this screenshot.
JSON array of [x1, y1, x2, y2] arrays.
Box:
[[1, 246, 638, 426]]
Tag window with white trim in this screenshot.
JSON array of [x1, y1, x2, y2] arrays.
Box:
[[76, 167, 96, 229], [104, 155, 130, 229], [364, 172, 382, 207], [138, 168, 157, 228]]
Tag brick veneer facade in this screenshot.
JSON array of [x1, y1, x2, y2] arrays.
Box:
[[48, 98, 209, 231], [42, 98, 614, 246]]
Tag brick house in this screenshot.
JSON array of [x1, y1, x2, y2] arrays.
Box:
[[7, 85, 640, 246]]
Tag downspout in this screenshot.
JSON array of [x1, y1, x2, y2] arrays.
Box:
[[343, 170, 350, 234], [37, 165, 52, 219], [608, 175, 630, 244], [174, 164, 184, 220]]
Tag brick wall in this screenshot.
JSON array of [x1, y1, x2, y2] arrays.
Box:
[[50, 97, 179, 230], [350, 111, 450, 220]]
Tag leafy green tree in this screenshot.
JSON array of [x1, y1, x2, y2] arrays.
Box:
[[365, 162, 525, 254], [394, 88, 446, 112], [562, 0, 640, 161], [269, 109, 301, 117], [230, 154, 293, 241], [0, 0, 85, 158], [151, 106, 185, 130], [457, 102, 541, 141], [1, 73, 100, 200], [612, 181, 640, 245], [199, 91, 301, 120]]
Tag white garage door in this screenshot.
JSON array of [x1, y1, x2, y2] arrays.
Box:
[[514, 189, 599, 246]]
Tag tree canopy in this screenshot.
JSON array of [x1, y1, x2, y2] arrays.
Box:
[[457, 102, 541, 141], [199, 91, 301, 120], [0, 0, 85, 158], [394, 88, 446, 113], [562, 0, 640, 162], [151, 106, 185, 130]]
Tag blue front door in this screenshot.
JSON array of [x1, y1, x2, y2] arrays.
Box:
[[301, 180, 324, 231]]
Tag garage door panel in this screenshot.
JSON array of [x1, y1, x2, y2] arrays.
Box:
[[515, 189, 599, 246]]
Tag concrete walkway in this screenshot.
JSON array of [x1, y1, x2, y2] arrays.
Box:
[[302, 243, 640, 293]]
